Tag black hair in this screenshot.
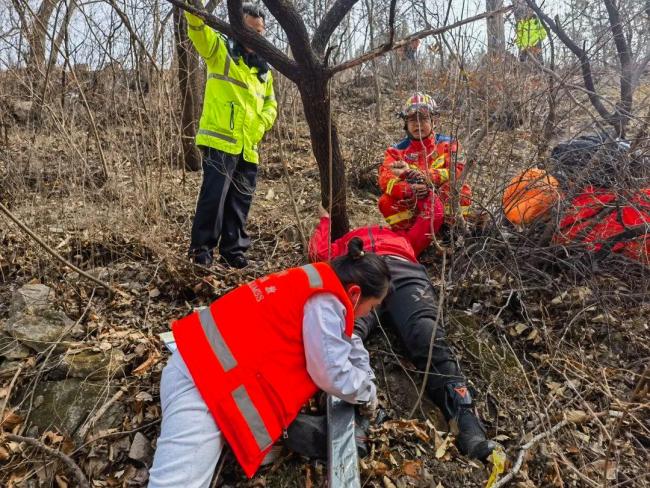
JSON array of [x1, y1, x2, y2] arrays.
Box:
[[330, 237, 391, 299], [242, 2, 265, 20]]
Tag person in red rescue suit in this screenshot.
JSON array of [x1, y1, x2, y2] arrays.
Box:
[[309, 207, 498, 461], [378, 92, 472, 230], [502, 135, 650, 264], [147, 242, 391, 487], [504, 169, 650, 264]]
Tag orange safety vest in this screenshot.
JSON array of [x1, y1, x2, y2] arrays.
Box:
[[172, 263, 355, 477]]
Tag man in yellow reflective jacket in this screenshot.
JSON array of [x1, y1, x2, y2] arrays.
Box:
[[186, 3, 277, 268], [515, 15, 547, 62]]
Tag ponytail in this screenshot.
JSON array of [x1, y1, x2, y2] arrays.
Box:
[[330, 238, 391, 298]]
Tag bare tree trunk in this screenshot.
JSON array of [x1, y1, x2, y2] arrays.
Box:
[[298, 78, 349, 238], [364, 0, 381, 122], [27, 0, 60, 75], [486, 0, 505, 55], [173, 6, 202, 171]]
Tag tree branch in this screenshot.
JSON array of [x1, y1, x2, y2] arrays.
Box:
[[2, 433, 90, 488], [311, 0, 360, 55], [387, 0, 397, 45], [105, 0, 160, 72], [523, 0, 615, 128], [329, 5, 512, 74], [603, 0, 633, 132], [493, 419, 570, 488], [0, 202, 117, 295], [164, 0, 299, 80], [260, 0, 316, 68]]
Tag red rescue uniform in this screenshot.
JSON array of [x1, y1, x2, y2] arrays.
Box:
[[171, 263, 355, 477], [309, 214, 436, 263], [556, 187, 650, 263], [378, 134, 472, 229]]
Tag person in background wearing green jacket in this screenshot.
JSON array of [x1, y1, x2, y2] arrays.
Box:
[[514, 13, 547, 63], [186, 3, 277, 268]]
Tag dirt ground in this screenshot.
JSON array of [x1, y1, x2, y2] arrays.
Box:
[[1, 70, 649, 487]]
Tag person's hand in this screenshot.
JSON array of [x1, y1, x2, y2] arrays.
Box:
[[411, 183, 430, 199], [318, 204, 330, 219], [390, 160, 408, 177], [402, 169, 426, 184], [359, 393, 378, 420]]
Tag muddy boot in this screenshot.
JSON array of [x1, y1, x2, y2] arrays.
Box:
[[437, 382, 497, 462]]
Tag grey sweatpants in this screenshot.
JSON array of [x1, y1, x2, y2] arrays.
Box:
[[148, 352, 224, 487]]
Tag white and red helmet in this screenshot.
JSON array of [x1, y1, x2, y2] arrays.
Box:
[[400, 92, 437, 118]]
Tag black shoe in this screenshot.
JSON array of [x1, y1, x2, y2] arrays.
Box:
[[455, 407, 497, 461], [285, 414, 327, 459], [219, 254, 248, 269], [284, 413, 369, 459], [192, 250, 213, 266], [435, 382, 497, 462]]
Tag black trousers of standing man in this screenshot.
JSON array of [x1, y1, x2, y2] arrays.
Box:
[[189, 147, 258, 261]]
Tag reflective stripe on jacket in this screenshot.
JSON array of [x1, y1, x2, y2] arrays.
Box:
[[172, 263, 354, 477], [185, 12, 277, 163], [379, 134, 466, 198]]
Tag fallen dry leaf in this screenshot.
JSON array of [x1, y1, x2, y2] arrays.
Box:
[[402, 460, 422, 478], [565, 409, 589, 424], [435, 435, 452, 459]]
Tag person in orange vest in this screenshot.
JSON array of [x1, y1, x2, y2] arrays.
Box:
[[378, 93, 472, 231], [309, 207, 498, 461], [148, 242, 391, 486]]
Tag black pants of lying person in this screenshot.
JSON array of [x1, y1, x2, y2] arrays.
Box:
[[354, 257, 497, 461]]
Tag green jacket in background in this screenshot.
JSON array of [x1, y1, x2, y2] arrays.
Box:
[[185, 12, 277, 164], [515, 17, 547, 50]]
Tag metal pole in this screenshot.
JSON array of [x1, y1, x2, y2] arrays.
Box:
[[326, 395, 361, 487]]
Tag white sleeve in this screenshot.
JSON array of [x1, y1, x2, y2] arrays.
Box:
[[349, 334, 375, 381], [302, 293, 376, 404]]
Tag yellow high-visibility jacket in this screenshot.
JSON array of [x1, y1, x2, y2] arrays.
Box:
[[515, 17, 547, 50], [185, 12, 277, 164]]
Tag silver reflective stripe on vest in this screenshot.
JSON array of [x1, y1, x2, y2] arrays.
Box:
[[198, 308, 237, 372], [197, 128, 237, 144], [232, 384, 273, 450], [207, 72, 248, 89], [301, 264, 323, 288], [207, 56, 249, 89]]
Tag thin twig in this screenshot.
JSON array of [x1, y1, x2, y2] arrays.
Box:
[[409, 253, 446, 418], [76, 388, 126, 442], [273, 122, 308, 255], [0, 202, 117, 295], [2, 433, 90, 488], [493, 419, 570, 488], [0, 365, 23, 427], [601, 365, 649, 488]]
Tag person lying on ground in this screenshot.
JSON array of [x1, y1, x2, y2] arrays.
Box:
[[148, 241, 390, 487], [309, 207, 498, 461], [378, 92, 472, 231]]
